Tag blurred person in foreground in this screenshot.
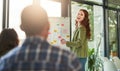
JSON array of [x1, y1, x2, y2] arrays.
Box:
[[0, 5, 81, 71], [0, 28, 19, 70], [0, 28, 19, 57]]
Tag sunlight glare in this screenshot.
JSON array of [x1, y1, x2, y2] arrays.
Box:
[[40, 0, 61, 17]]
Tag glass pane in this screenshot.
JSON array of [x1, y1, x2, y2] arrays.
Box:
[[108, 10, 118, 56], [85, 0, 103, 4], [0, 0, 3, 32], [9, 0, 33, 44], [40, 0, 61, 17], [108, 0, 120, 9], [93, 5, 104, 56]]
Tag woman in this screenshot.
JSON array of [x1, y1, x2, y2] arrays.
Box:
[[61, 9, 91, 71], [0, 28, 19, 57]]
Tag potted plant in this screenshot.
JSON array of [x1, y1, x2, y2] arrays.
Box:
[[85, 34, 103, 71]]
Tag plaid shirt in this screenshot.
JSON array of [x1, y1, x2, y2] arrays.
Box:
[[0, 46, 20, 70], [1, 37, 81, 71]]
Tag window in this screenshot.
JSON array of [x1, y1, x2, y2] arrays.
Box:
[[108, 10, 118, 56], [9, 0, 33, 43], [108, 0, 120, 9], [93, 5, 104, 56], [0, 0, 3, 32], [85, 0, 103, 4], [40, 0, 61, 17]]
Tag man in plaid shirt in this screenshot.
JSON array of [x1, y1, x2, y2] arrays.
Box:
[[0, 5, 81, 71]]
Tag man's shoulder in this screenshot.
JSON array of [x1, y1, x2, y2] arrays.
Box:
[[50, 45, 81, 68]]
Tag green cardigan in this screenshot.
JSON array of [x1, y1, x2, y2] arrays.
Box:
[[66, 26, 88, 58]]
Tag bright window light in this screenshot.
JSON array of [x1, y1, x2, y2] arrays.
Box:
[[0, 0, 3, 32], [9, 0, 33, 44], [40, 0, 61, 17]]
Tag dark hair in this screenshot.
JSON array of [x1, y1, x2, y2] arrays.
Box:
[[0, 28, 19, 57], [80, 9, 91, 39], [21, 5, 49, 36]]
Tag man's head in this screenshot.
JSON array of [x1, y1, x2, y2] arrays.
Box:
[[20, 5, 49, 39]]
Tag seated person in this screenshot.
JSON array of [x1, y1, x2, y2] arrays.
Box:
[[0, 28, 19, 69], [0, 28, 19, 57]]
